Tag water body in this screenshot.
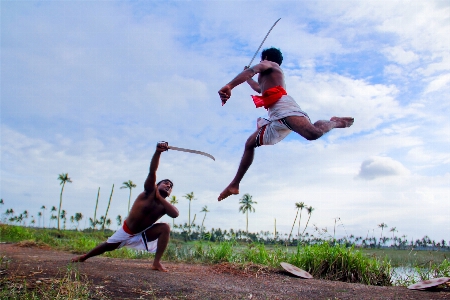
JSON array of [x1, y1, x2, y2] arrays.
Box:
[[391, 266, 424, 284]]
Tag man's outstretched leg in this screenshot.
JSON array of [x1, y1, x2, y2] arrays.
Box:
[[284, 116, 354, 141], [218, 116, 354, 201], [145, 223, 171, 272], [71, 242, 121, 262], [218, 130, 259, 201]]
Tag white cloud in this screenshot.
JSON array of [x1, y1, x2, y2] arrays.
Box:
[[424, 73, 450, 94], [356, 156, 410, 180], [1, 0, 449, 242], [382, 46, 419, 65]]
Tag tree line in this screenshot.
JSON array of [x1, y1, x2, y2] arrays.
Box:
[[1, 172, 448, 251]]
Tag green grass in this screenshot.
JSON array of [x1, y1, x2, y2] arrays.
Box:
[[290, 243, 391, 285], [2, 224, 449, 288], [162, 240, 391, 285]]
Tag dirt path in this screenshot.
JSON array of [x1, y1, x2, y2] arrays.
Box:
[[1, 243, 449, 299]]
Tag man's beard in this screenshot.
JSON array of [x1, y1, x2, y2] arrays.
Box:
[[158, 188, 169, 198]]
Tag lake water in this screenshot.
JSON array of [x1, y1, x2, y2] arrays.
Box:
[[391, 266, 424, 284]]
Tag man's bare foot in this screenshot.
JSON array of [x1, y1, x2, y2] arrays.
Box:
[[218, 185, 239, 201], [71, 254, 87, 262], [331, 117, 354, 128], [152, 262, 168, 272]]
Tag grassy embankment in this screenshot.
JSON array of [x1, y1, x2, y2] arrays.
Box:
[[1, 224, 449, 298]]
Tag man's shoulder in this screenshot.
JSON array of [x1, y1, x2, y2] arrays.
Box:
[[258, 60, 275, 68], [257, 61, 282, 72], [136, 190, 156, 201]]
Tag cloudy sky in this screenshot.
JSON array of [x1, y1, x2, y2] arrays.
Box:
[[2, 0, 449, 242]]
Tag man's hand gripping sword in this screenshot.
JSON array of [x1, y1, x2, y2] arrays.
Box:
[[219, 18, 281, 106]]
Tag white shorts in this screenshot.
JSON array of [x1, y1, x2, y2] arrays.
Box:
[[256, 95, 310, 146], [106, 223, 158, 253]]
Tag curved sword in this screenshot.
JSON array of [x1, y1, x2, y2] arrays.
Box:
[[168, 146, 215, 161], [247, 18, 281, 68]]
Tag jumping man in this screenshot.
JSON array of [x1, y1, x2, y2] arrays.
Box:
[[72, 142, 179, 272], [218, 47, 354, 201]]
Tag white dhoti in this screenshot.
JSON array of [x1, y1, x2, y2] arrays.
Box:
[[255, 95, 310, 146], [106, 222, 158, 253]]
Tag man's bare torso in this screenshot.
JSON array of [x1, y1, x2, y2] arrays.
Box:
[[126, 190, 166, 233], [256, 61, 286, 93]]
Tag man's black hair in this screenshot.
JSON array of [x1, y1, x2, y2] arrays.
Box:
[[157, 179, 173, 188], [261, 47, 283, 65]]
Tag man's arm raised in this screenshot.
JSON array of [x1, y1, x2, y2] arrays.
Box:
[[143, 142, 168, 194]]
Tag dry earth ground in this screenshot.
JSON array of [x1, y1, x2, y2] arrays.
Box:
[[1, 243, 449, 299]]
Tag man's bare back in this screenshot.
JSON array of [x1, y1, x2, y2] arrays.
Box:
[[253, 60, 286, 93]]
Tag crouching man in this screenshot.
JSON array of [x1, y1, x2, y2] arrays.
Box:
[[72, 141, 179, 272]]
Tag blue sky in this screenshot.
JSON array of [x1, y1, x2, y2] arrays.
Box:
[[1, 0, 449, 242]]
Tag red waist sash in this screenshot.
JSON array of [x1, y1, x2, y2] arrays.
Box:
[[123, 220, 136, 235], [252, 86, 287, 109]]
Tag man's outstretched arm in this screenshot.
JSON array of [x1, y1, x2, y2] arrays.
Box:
[[218, 62, 270, 105], [144, 142, 168, 194]]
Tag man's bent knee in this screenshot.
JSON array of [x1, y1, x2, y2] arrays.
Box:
[[160, 223, 170, 234], [145, 223, 171, 241], [304, 132, 322, 141], [151, 223, 171, 235], [284, 117, 323, 141]]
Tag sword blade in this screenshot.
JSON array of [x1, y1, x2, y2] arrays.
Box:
[[247, 18, 281, 67], [168, 146, 215, 161]]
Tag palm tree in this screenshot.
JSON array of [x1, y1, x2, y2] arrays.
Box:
[[378, 222, 388, 239], [200, 206, 209, 235], [37, 212, 42, 227], [120, 180, 136, 215], [93, 187, 100, 230], [239, 193, 257, 234], [57, 173, 72, 230], [22, 210, 28, 226], [70, 215, 75, 228], [102, 184, 114, 230], [50, 206, 57, 228], [296, 202, 306, 236], [287, 202, 303, 244], [105, 218, 111, 229], [0, 200, 4, 223], [40, 205, 46, 228], [183, 192, 196, 235], [169, 196, 178, 228], [60, 209, 67, 230], [301, 206, 314, 236], [116, 215, 122, 228], [333, 217, 341, 240], [390, 227, 397, 247], [274, 218, 277, 240], [74, 212, 83, 230]]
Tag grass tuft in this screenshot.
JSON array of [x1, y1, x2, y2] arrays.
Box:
[[0, 257, 107, 299]]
